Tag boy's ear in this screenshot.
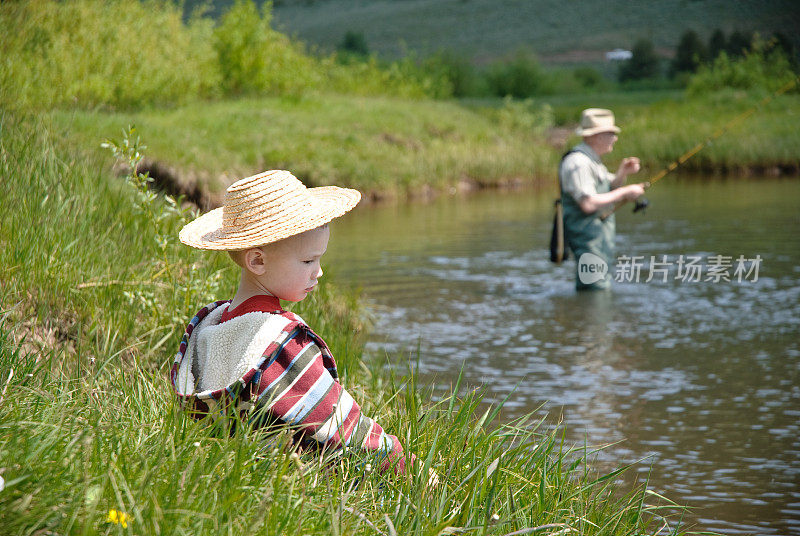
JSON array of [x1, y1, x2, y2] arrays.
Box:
[[243, 247, 267, 275]]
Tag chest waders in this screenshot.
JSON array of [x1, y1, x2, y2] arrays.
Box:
[[559, 151, 616, 290]]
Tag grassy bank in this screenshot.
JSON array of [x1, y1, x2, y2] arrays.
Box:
[[0, 113, 686, 534], [49, 94, 554, 200], [51, 89, 800, 208]]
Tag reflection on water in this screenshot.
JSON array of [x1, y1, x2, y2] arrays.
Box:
[[324, 178, 800, 535]]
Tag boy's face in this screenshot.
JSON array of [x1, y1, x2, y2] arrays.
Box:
[[255, 225, 330, 302]]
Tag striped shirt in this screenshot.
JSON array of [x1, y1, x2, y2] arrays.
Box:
[[171, 295, 409, 473]]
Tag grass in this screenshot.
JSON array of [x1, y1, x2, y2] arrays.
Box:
[[49, 94, 555, 199], [0, 111, 688, 534], [50, 89, 800, 208]]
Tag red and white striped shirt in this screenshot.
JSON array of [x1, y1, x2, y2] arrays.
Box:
[[171, 295, 409, 473]]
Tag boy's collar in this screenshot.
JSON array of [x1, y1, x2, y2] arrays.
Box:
[[220, 294, 282, 322]]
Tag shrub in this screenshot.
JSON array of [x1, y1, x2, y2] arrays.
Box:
[[0, 0, 220, 110], [687, 38, 797, 96], [492, 96, 554, 135], [212, 0, 322, 96], [0, 0, 447, 110], [337, 30, 370, 58], [486, 50, 550, 98], [422, 50, 486, 98]]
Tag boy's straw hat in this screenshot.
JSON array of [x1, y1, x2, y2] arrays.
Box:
[[179, 170, 361, 250], [575, 108, 621, 137]]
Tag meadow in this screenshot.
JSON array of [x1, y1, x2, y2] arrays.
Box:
[[0, 114, 686, 535], [1, 1, 797, 533]]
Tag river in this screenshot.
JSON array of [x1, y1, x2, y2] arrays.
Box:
[[324, 176, 800, 535]]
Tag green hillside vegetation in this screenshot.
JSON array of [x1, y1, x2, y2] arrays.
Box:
[[265, 0, 799, 63]]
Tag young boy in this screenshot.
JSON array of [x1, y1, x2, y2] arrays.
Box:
[[171, 170, 412, 474]]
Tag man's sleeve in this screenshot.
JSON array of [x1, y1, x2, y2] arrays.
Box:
[[253, 330, 409, 473], [560, 153, 598, 202]]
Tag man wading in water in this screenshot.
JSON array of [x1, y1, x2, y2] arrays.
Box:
[[558, 108, 646, 290]]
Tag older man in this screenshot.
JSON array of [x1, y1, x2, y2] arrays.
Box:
[[559, 108, 646, 290]]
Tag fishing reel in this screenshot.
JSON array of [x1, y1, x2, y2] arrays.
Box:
[[633, 181, 651, 214], [633, 197, 649, 214]]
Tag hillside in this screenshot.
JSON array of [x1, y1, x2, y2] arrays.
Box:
[[189, 0, 800, 64]]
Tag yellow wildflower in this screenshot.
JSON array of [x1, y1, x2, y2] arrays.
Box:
[[106, 509, 129, 528]]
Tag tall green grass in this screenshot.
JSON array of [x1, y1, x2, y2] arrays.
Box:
[[0, 0, 444, 111], [0, 113, 687, 535]]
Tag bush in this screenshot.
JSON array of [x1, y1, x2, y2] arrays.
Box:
[[486, 50, 551, 98], [0, 0, 220, 110], [337, 30, 370, 58], [212, 0, 321, 96], [492, 97, 554, 135], [422, 50, 486, 98], [0, 0, 448, 111], [687, 38, 797, 96]]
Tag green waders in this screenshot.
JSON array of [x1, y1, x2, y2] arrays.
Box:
[[561, 182, 615, 291]]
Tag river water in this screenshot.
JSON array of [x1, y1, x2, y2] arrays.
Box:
[[324, 177, 800, 535]]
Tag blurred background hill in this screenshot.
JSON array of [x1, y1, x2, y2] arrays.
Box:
[[186, 0, 800, 67]]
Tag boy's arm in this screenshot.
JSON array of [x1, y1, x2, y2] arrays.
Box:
[[254, 330, 410, 473]]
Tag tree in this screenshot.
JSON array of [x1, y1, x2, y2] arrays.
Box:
[[768, 32, 798, 69], [708, 29, 726, 60], [618, 38, 660, 82], [338, 30, 369, 58], [671, 29, 707, 77], [726, 30, 753, 58]]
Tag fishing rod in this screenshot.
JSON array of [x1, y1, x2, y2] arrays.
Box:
[[601, 76, 799, 221]]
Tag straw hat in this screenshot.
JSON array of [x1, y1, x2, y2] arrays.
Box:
[[179, 170, 361, 250], [575, 108, 621, 137]]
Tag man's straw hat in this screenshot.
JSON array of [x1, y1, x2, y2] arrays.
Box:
[[179, 170, 361, 250], [575, 108, 621, 137]]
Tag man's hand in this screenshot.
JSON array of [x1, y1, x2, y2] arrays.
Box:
[[619, 157, 641, 176], [624, 183, 646, 201]]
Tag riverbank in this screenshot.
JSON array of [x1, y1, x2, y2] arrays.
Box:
[[49, 94, 553, 204], [0, 113, 686, 534], [50, 90, 800, 207]]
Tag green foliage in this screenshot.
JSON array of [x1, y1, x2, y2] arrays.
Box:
[[670, 30, 707, 78], [486, 50, 551, 98], [492, 97, 554, 135], [0, 0, 448, 111], [0, 0, 221, 110], [322, 55, 453, 99], [423, 50, 487, 98], [618, 39, 661, 83], [338, 30, 370, 58], [726, 30, 754, 58], [687, 38, 797, 96], [213, 0, 321, 95], [708, 29, 727, 61], [572, 66, 610, 92]]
